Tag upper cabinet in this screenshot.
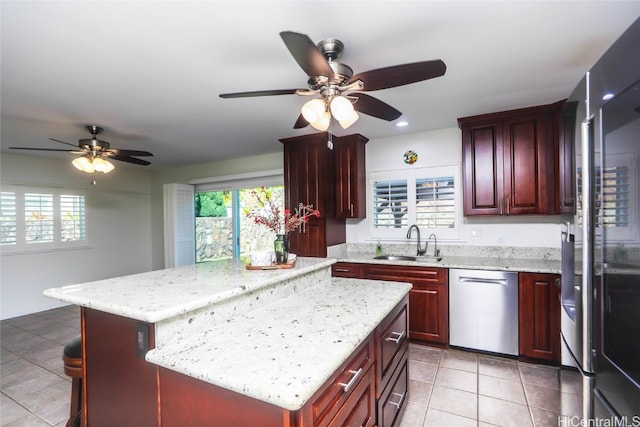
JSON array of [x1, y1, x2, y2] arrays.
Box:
[[281, 132, 346, 257], [334, 134, 368, 219], [458, 101, 565, 216]]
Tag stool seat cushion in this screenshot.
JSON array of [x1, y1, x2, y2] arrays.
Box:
[[64, 336, 82, 359]]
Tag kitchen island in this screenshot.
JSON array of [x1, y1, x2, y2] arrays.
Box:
[[44, 257, 412, 427]]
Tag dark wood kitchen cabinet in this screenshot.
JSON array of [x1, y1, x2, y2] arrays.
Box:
[[82, 308, 158, 427], [518, 272, 561, 363], [334, 134, 368, 219], [557, 100, 578, 215], [281, 132, 346, 257], [458, 101, 565, 216], [366, 264, 449, 345]]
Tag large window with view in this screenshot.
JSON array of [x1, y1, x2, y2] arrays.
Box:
[[1, 186, 87, 252], [194, 185, 285, 263], [370, 165, 459, 240]]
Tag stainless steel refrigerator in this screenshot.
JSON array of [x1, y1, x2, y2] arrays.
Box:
[[560, 17, 640, 423]]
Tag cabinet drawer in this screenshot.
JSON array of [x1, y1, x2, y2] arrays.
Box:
[[309, 336, 375, 427], [327, 367, 376, 427], [378, 354, 408, 427], [332, 262, 364, 278], [377, 301, 408, 393], [367, 264, 448, 284]]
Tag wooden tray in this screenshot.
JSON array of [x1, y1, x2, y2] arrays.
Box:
[[246, 259, 297, 270]]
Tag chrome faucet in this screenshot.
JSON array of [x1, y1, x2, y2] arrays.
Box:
[[427, 233, 440, 257], [406, 224, 427, 256]]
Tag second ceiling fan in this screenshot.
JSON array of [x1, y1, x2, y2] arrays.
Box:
[[220, 31, 446, 131]]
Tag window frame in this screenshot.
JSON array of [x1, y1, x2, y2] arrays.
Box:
[[367, 164, 461, 241], [1, 185, 89, 254]]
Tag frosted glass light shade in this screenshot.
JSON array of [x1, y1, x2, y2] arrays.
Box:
[[93, 157, 115, 173], [301, 98, 326, 124], [339, 110, 359, 129], [330, 96, 354, 121], [72, 156, 95, 173], [310, 111, 331, 131]]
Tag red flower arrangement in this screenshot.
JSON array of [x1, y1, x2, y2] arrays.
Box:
[[245, 186, 320, 234]]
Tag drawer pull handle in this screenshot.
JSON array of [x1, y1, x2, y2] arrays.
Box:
[[338, 368, 363, 393], [388, 391, 406, 410], [335, 268, 350, 272], [385, 331, 405, 344]]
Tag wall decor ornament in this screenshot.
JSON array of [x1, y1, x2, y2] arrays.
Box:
[[404, 150, 418, 165]]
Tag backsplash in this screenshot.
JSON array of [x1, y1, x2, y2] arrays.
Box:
[[328, 243, 561, 261]]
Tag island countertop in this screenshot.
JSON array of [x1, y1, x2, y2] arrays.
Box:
[[146, 277, 412, 411], [43, 257, 335, 323]]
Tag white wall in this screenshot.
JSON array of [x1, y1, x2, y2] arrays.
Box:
[[345, 127, 568, 248], [1, 153, 154, 319]]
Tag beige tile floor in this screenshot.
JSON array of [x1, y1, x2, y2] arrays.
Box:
[[1, 306, 583, 427]]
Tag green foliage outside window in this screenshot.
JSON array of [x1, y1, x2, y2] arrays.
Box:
[[195, 192, 229, 217]]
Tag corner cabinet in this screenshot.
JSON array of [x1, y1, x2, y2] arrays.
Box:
[[458, 101, 565, 216], [281, 133, 346, 257], [334, 134, 368, 219], [518, 272, 561, 363]]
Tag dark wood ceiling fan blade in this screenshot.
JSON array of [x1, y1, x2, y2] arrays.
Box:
[[293, 114, 309, 129], [349, 60, 446, 91], [280, 31, 334, 78], [49, 138, 81, 148], [9, 147, 75, 152], [108, 149, 153, 157], [219, 89, 300, 98], [351, 93, 402, 121], [111, 155, 151, 166]]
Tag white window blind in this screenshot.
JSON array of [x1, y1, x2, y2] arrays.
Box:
[[1, 186, 87, 253], [1, 192, 17, 245], [369, 165, 460, 240], [372, 179, 408, 229]]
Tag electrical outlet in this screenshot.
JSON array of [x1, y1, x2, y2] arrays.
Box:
[[135, 322, 149, 357], [470, 228, 482, 238]]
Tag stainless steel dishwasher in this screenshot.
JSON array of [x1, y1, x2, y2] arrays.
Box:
[[449, 269, 519, 356]]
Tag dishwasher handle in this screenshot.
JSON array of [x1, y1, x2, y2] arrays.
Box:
[[458, 277, 509, 286]]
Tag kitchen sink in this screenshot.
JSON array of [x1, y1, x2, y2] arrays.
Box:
[[373, 255, 443, 262], [374, 255, 417, 261]]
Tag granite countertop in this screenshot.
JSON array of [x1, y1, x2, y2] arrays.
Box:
[[337, 252, 562, 274], [43, 257, 335, 323], [145, 277, 412, 411]]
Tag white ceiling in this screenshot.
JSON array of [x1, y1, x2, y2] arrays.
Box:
[[2, 1, 639, 170]]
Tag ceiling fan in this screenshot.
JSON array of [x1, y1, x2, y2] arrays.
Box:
[[10, 125, 153, 173], [220, 31, 446, 131]]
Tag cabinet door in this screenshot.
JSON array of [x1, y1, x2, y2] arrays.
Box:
[[461, 118, 504, 215], [367, 265, 448, 345], [519, 272, 561, 362], [334, 134, 368, 219], [503, 111, 554, 215], [409, 281, 449, 344]]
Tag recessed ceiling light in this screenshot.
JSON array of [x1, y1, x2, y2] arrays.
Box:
[[396, 121, 408, 127], [602, 93, 614, 101]]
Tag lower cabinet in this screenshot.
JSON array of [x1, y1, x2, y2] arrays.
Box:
[[157, 296, 408, 427], [365, 264, 449, 345], [518, 272, 561, 363]]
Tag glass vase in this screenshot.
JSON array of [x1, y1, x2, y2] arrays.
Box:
[[274, 234, 290, 264]]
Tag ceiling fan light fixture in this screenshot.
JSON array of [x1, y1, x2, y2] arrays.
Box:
[[301, 98, 326, 124], [93, 157, 115, 174], [338, 110, 359, 129], [310, 111, 331, 131], [72, 156, 95, 173], [330, 95, 354, 121]]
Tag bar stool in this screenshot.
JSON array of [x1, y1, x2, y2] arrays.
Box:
[[63, 336, 83, 427]]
